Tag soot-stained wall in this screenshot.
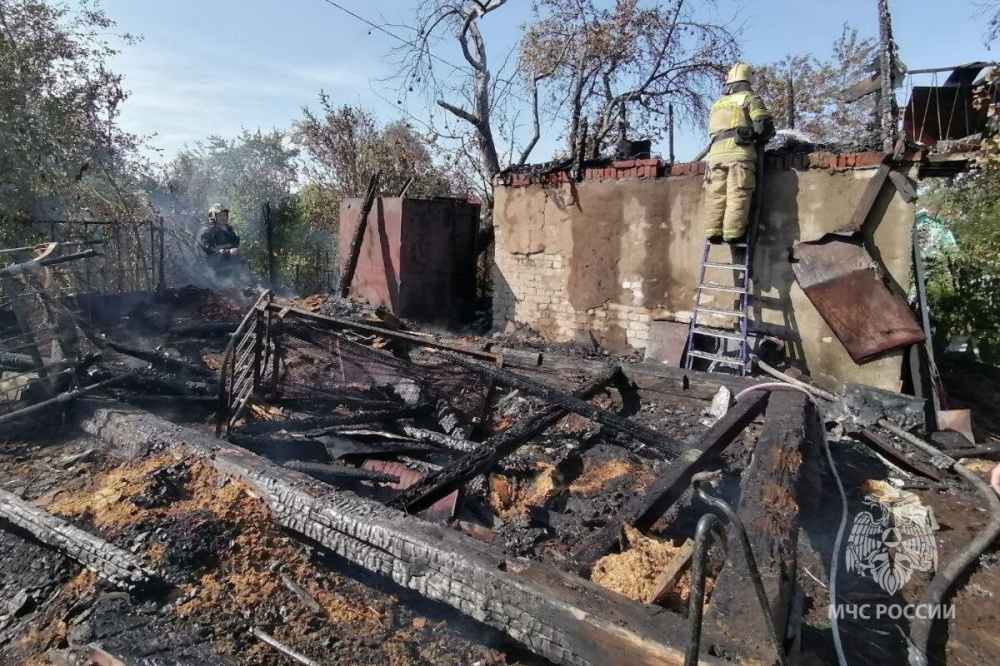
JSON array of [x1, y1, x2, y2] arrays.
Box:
[[491, 154, 919, 392]]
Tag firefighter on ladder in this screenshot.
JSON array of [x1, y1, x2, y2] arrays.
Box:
[[704, 62, 775, 244]]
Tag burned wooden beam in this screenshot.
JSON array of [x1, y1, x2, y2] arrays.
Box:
[[104, 339, 215, 377], [0, 488, 156, 591], [274, 305, 501, 362], [90, 367, 218, 397], [704, 391, 820, 662], [77, 403, 709, 666], [337, 171, 381, 299], [620, 362, 760, 402], [166, 322, 239, 336], [569, 391, 770, 572], [402, 426, 479, 454], [233, 404, 431, 438], [389, 365, 620, 514], [852, 428, 943, 481], [435, 351, 684, 457], [283, 460, 401, 486]]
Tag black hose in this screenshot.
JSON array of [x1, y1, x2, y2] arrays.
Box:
[[685, 512, 724, 666], [694, 483, 786, 666]]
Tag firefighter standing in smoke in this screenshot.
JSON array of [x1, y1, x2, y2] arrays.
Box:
[[200, 204, 242, 279], [704, 62, 775, 243]]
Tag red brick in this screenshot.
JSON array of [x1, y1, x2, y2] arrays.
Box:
[[809, 152, 831, 169], [854, 152, 883, 168], [636, 158, 659, 167], [613, 159, 637, 169]]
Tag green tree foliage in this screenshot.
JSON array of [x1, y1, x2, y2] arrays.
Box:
[[0, 0, 151, 241], [921, 70, 1000, 362], [296, 97, 459, 203], [754, 25, 878, 144], [154, 130, 300, 279]]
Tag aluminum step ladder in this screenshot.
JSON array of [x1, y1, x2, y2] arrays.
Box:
[[684, 156, 765, 376]]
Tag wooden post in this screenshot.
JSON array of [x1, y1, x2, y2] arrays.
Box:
[[703, 391, 820, 661], [263, 201, 277, 289], [337, 171, 382, 299]]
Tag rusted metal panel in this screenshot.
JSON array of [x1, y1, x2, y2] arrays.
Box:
[[338, 197, 479, 322], [338, 197, 403, 313], [792, 240, 924, 364], [643, 320, 689, 366]]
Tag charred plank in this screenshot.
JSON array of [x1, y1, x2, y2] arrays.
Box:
[[435, 351, 684, 456], [232, 404, 431, 438], [283, 460, 401, 485], [704, 391, 820, 661], [568, 391, 770, 572], [389, 365, 620, 514], [0, 488, 156, 591], [77, 403, 712, 666]]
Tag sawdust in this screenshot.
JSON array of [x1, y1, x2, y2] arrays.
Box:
[[45, 453, 182, 528], [295, 294, 328, 312], [63, 569, 98, 597], [959, 458, 996, 477], [591, 525, 699, 606], [570, 459, 649, 494], [489, 463, 558, 519]]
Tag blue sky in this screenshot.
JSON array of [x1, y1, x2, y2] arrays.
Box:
[[98, 0, 995, 165]]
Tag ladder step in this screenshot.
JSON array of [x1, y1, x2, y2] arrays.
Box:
[[695, 306, 746, 318], [692, 326, 745, 342], [686, 350, 745, 366], [698, 282, 748, 294], [703, 241, 748, 249], [702, 261, 747, 270]]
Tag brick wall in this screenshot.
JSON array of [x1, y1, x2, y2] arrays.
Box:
[[491, 152, 920, 391]]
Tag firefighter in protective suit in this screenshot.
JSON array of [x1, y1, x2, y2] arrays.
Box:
[[704, 62, 775, 243]]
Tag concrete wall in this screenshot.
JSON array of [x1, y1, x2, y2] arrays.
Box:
[[492, 155, 919, 391]]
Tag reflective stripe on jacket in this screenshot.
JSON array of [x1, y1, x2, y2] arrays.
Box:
[[707, 91, 772, 164]]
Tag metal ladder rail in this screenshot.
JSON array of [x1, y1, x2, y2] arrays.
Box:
[[684, 151, 766, 376]]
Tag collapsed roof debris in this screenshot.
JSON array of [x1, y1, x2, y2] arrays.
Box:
[[1, 233, 998, 665]]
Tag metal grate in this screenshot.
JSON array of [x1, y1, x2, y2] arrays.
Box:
[[216, 291, 277, 436]]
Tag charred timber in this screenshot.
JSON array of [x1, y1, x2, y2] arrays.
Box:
[[337, 171, 381, 299], [569, 391, 770, 572], [0, 488, 156, 591], [233, 404, 432, 438], [90, 367, 217, 397], [402, 426, 479, 454], [283, 460, 401, 485], [435, 351, 685, 457], [76, 403, 708, 666], [704, 391, 819, 662], [105, 339, 215, 377], [390, 365, 620, 514], [272, 305, 501, 362], [167, 322, 239, 336]]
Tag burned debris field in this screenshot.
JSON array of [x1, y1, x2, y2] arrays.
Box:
[[2, 2, 1000, 662], [0, 269, 998, 666]]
